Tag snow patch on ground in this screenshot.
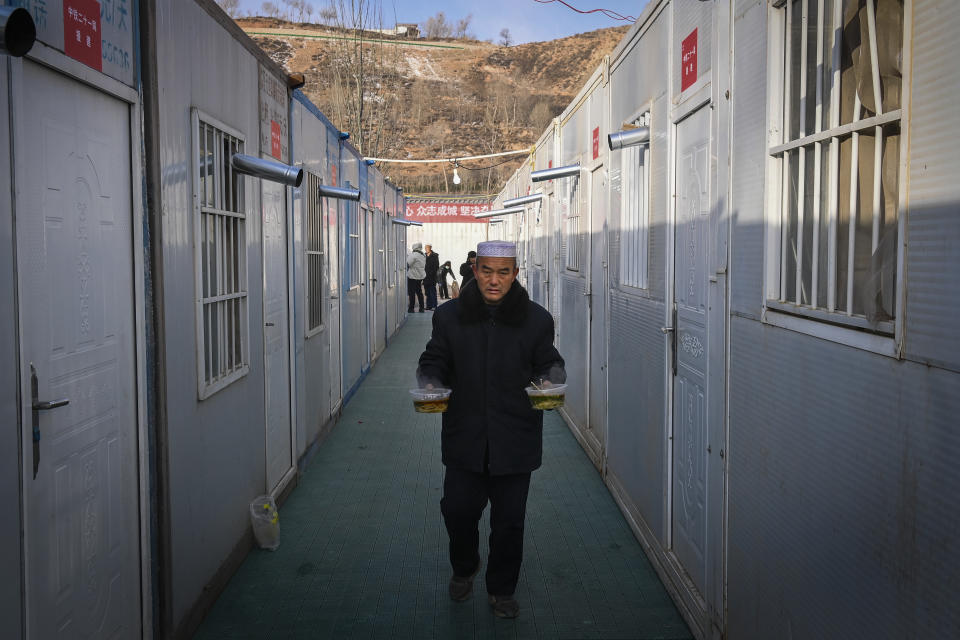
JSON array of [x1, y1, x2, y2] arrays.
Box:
[[404, 54, 440, 80]]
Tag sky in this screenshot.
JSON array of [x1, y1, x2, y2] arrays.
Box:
[[234, 0, 649, 44]]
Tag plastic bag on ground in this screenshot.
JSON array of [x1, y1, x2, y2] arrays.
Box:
[[249, 495, 280, 551]]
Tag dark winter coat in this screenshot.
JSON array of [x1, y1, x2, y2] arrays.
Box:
[[459, 262, 475, 286], [424, 252, 440, 284], [417, 279, 566, 475]]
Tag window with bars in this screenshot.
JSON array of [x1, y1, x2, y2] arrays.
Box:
[[564, 175, 582, 272], [305, 172, 325, 334], [532, 202, 545, 267], [194, 112, 249, 398], [768, 0, 903, 332], [347, 203, 361, 288], [620, 142, 650, 289], [387, 223, 396, 287]]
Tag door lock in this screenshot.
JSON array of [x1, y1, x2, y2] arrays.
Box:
[[30, 364, 69, 479]]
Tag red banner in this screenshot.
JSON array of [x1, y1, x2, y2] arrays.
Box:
[[681, 29, 698, 92], [592, 127, 600, 160], [270, 121, 282, 160], [405, 201, 491, 223], [64, 0, 103, 72]]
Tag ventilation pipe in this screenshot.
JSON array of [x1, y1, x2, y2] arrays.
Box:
[[318, 184, 361, 201], [0, 7, 36, 57], [230, 153, 303, 187], [474, 206, 525, 219], [502, 193, 543, 208], [531, 163, 580, 182], [608, 126, 650, 151], [390, 218, 422, 227]]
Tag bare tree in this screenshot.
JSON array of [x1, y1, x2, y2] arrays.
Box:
[[261, 2, 281, 18], [319, 5, 337, 24], [423, 12, 452, 39], [316, 0, 401, 159], [454, 14, 472, 39], [216, 0, 241, 17], [499, 27, 512, 47]]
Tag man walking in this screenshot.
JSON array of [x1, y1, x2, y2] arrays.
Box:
[[417, 240, 565, 619], [406, 242, 426, 313], [424, 244, 440, 310]]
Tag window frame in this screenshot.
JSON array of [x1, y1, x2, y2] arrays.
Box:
[[304, 171, 326, 338], [191, 108, 250, 399], [617, 113, 652, 292], [762, 0, 910, 355], [563, 174, 582, 272]]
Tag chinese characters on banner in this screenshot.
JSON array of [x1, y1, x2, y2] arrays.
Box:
[[681, 29, 698, 92], [63, 0, 101, 71], [592, 127, 600, 160], [259, 65, 289, 163], [405, 202, 492, 224], [270, 121, 282, 160]]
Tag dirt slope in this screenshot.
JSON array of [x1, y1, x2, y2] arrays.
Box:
[[238, 18, 629, 194]]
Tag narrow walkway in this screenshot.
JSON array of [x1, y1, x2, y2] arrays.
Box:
[[194, 312, 692, 639]]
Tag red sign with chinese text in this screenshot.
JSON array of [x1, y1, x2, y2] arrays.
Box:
[[64, 0, 103, 72], [331, 164, 337, 185], [405, 202, 491, 223], [271, 121, 282, 160], [592, 127, 600, 160], [681, 29, 698, 92]]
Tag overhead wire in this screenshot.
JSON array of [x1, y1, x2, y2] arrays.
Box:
[[531, 0, 636, 22]]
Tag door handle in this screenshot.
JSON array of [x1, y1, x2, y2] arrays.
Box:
[[30, 364, 69, 479], [660, 326, 674, 334], [265, 322, 275, 327]]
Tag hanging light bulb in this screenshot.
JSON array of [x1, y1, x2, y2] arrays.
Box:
[[452, 165, 462, 185]]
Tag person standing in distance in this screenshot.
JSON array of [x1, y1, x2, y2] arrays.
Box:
[[459, 250, 477, 288], [424, 244, 440, 310], [406, 242, 426, 313], [417, 240, 566, 619]]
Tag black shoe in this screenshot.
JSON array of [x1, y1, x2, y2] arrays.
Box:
[[418, 309, 425, 313], [449, 562, 481, 602], [488, 594, 520, 618]]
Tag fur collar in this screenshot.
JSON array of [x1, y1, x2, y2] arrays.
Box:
[[457, 279, 529, 326]]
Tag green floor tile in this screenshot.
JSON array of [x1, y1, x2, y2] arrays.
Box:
[[193, 313, 692, 640]]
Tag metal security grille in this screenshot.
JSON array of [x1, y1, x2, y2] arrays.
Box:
[[770, 0, 902, 330], [305, 172, 325, 332], [565, 175, 581, 272], [620, 143, 650, 289], [196, 117, 248, 396], [387, 223, 396, 287], [348, 205, 361, 288]]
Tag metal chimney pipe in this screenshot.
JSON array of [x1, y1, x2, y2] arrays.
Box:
[[503, 193, 543, 208], [531, 163, 580, 182], [0, 7, 36, 57], [230, 153, 303, 187], [318, 184, 361, 201], [474, 206, 525, 219], [608, 126, 651, 151]]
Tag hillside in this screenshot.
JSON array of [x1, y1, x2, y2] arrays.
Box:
[[238, 18, 629, 194]]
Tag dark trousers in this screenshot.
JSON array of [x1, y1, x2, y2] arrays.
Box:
[[438, 279, 449, 299], [407, 278, 423, 311], [441, 466, 532, 596], [424, 280, 438, 309]]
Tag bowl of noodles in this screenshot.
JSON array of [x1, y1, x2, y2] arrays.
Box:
[[525, 383, 566, 411], [410, 388, 452, 413]]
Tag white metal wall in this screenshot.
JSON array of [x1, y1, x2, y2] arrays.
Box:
[[155, 0, 267, 626]]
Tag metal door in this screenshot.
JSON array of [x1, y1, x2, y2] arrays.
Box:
[[360, 205, 371, 370], [587, 166, 607, 455], [15, 60, 141, 639], [369, 209, 386, 358], [262, 180, 293, 492], [670, 105, 711, 597]]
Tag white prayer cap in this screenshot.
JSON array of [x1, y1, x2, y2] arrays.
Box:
[[476, 240, 516, 258]]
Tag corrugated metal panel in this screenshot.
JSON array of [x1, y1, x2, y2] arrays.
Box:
[[728, 316, 960, 638], [607, 292, 667, 544], [730, 0, 767, 318], [904, 0, 960, 372]]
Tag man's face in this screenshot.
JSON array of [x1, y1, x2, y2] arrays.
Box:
[[473, 256, 518, 304], [425, 245, 432, 254]]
